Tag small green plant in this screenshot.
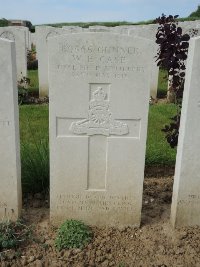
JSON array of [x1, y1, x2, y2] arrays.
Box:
[[0, 219, 33, 250], [55, 220, 92, 250]]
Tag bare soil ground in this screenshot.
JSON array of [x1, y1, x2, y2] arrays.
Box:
[[1, 175, 200, 267]]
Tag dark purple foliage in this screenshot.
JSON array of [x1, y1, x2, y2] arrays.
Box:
[[155, 14, 191, 148]]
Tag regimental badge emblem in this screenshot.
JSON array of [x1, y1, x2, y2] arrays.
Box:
[[70, 87, 129, 136]]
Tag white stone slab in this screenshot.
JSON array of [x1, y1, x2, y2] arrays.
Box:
[[0, 27, 27, 79], [48, 32, 154, 227], [171, 36, 200, 227], [0, 38, 21, 221], [113, 25, 140, 34], [10, 26, 30, 49], [88, 26, 111, 32], [62, 26, 83, 33], [129, 24, 159, 99], [36, 26, 70, 97], [31, 32, 36, 46]]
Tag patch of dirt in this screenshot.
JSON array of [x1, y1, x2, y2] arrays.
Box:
[[145, 166, 175, 178], [20, 97, 49, 105], [1, 176, 200, 267], [156, 98, 169, 104]]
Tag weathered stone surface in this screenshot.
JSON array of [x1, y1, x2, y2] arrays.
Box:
[[129, 24, 159, 99], [14, 26, 31, 50], [88, 26, 111, 32], [62, 26, 83, 33], [31, 32, 36, 46], [0, 27, 27, 79], [36, 26, 71, 97], [171, 36, 200, 227], [48, 33, 154, 227], [0, 38, 21, 220]]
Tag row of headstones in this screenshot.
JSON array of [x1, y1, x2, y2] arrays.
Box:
[[36, 21, 200, 99], [1, 31, 200, 228]]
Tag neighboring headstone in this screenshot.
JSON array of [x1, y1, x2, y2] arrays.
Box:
[[113, 25, 141, 34], [129, 24, 159, 99], [36, 26, 68, 97], [48, 33, 154, 227], [171, 36, 200, 227], [62, 26, 83, 33], [88, 26, 111, 32], [14, 26, 31, 50], [179, 20, 198, 34], [31, 32, 36, 46], [0, 27, 27, 79], [0, 38, 22, 221], [28, 30, 31, 50]]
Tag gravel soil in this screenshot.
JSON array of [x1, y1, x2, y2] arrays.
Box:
[[1, 175, 200, 267]]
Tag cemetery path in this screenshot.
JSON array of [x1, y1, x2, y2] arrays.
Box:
[[1, 176, 200, 267]]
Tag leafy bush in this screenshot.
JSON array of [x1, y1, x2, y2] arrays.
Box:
[[0, 220, 32, 250], [0, 18, 8, 27], [189, 5, 200, 18], [55, 220, 92, 250], [155, 14, 190, 148]]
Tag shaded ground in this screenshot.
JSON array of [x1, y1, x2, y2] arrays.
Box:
[[1, 176, 200, 267]]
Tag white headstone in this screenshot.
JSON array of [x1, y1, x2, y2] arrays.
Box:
[[36, 26, 69, 97], [113, 25, 139, 34], [171, 36, 200, 227], [14, 26, 31, 50], [129, 24, 159, 99], [62, 26, 83, 33], [48, 33, 154, 227], [31, 32, 36, 46], [0, 27, 27, 79], [0, 38, 21, 221], [88, 26, 111, 32]]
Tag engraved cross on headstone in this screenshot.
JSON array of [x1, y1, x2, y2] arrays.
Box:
[[69, 85, 130, 191]]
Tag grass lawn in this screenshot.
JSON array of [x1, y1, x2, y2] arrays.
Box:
[[157, 68, 168, 98], [27, 70, 39, 95], [19, 105, 49, 193], [146, 103, 177, 166]]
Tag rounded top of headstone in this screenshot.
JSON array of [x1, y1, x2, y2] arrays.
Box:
[[0, 31, 15, 41]]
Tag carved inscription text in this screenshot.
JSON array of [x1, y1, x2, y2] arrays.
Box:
[[54, 39, 145, 79], [55, 194, 135, 212]]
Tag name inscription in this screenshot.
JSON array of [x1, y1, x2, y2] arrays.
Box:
[[54, 41, 145, 79]]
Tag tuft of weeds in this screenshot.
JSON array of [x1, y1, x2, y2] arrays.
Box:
[[21, 140, 49, 193], [0, 219, 33, 251], [55, 220, 93, 250]]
